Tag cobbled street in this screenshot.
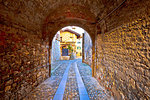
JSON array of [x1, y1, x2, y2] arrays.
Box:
[[24, 59, 113, 100]]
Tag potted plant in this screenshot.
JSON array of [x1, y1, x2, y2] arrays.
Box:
[[67, 45, 75, 60]]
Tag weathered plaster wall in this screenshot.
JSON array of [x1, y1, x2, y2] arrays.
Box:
[[96, 17, 150, 99], [0, 24, 49, 99], [84, 31, 92, 66], [51, 34, 61, 63]]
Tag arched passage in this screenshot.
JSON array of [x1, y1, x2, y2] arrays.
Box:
[[51, 26, 93, 75], [41, 4, 97, 77], [1, 0, 149, 99]]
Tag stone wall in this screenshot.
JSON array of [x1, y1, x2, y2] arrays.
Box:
[[0, 24, 49, 99], [96, 17, 150, 99]]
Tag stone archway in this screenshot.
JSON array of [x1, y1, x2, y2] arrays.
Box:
[[40, 4, 98, 77], [47, 24, 96, 77]]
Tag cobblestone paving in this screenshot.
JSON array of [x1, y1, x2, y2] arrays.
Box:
[[24, 60, 114, 100], [51, 62, 61, 71], [24, 76, 62, 100], [51, 63, 68, 76], [63, 64, 79, 100], [24, 61, 69, 100], [51, 60, 68, 73], [77, 60, 113, 100], [76, 60, 92, 76]]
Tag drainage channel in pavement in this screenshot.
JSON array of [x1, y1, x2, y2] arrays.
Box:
[[24, 60, 114, 100], [53, 60, 89, 100], [24, 62, 69, 100], [53, 61, 72, 100]]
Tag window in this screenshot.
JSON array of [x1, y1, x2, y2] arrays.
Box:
[[77, 47, 81, 50], [60, 37, 62, 42]]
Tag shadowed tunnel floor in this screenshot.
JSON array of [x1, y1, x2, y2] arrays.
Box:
[[24, 59, 113, 100]]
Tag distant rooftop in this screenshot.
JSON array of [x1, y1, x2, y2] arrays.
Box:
[[61, 29, 82, 39]]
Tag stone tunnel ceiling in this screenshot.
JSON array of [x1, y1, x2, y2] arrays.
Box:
[[0, 0, 148, 43], [0, 0, 125, 33], [42, 4, 98, 42]]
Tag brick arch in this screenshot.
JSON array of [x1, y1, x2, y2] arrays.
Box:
[[48, 20, 96, 74], [43, 19, 96, 46], [42, 3, 96, 43], [42, 3, 97, 77]]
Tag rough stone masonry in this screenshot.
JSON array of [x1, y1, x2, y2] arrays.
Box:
[[97, 17, 150, 100], [0, 24, 49, 99], [96, 0, 150, 99], [0, 0, 150, 100]]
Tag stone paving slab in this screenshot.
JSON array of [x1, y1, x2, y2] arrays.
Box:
[[74, 62, 90, 100]]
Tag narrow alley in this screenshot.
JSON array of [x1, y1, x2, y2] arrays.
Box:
[[24, 59, 113, 100], [0, 0, 150, 100]]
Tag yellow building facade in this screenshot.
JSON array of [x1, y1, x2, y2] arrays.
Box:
[[59, 29, 82, 60]]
